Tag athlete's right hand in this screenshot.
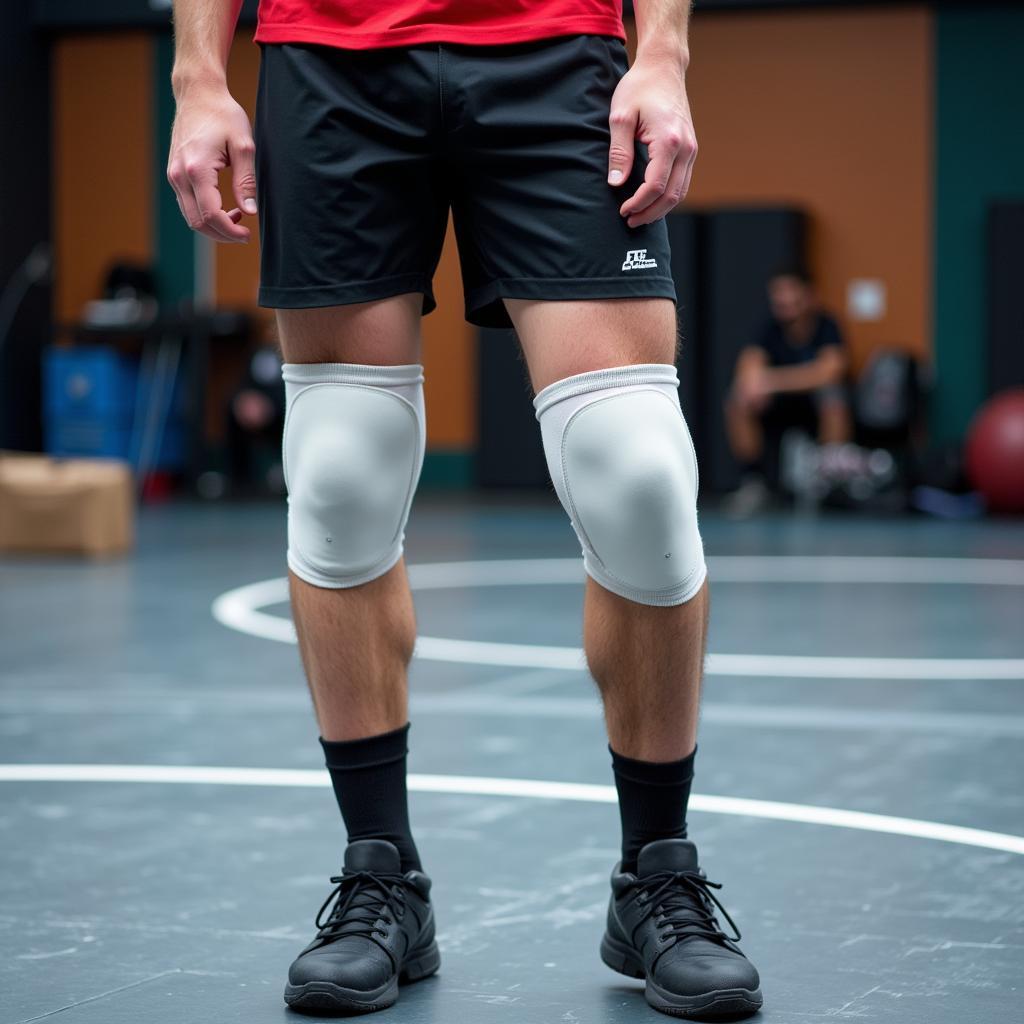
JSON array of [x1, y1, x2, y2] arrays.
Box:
[[167, 85, 256, 244]]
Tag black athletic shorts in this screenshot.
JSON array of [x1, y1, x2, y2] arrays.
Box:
[[254, 34, 676, 328]]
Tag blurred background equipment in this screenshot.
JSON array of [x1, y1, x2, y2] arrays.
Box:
[[80, 261, 159, 328], [0, 451, 133, 556], [44, 259, 256, 500], [988, 203, 1024, 398], [778, 347, 926, 514], [0, 243, 51, 353], [965, 388, 1024, 514], [222, 339, 285, 497]]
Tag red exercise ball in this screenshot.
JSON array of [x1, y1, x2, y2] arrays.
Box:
[[965, 388, 1024, 513]]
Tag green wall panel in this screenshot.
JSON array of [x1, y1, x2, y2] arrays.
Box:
[[420, 450, 475, 490], [933, 5, 1024, 442], [154, 33, 195, 307]]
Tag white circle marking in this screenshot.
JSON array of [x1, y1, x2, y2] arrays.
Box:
[[211, 558, 1024, 680]]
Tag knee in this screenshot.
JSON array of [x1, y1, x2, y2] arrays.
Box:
[[534, 363, 706, 607], [290, 419, 387, 524], [587, 421, 703, 598], [283, 363, 425, 588]]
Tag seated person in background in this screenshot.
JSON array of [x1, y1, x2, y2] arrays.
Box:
[[724, 266, 852, 517], [226, 342, 286, 495]]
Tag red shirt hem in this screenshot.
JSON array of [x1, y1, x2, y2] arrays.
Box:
[[253, 16, 626, 50]]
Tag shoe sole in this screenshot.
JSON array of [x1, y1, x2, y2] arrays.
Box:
[[601, 933, 763, 1021], [284, 940, 441, 1015]]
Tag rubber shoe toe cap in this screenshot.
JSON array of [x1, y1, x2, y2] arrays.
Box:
[[288, 947, 392, 991], [656, 949, 760, 998]]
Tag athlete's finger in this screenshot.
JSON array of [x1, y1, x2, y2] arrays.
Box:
[[229, 135, 258, 216], [607, 105, 637, 187], [191, 171, 250, 243], [177, 160, 238, 243], [628, 152, 691, 227], [619, 143, 674, 220]]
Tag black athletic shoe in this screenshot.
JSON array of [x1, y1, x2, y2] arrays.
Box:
[[284, 839, 440, 1015], [601, 839, 763, 1020]]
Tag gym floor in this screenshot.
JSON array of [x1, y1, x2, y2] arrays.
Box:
[[2, 494, 1023, 1024]]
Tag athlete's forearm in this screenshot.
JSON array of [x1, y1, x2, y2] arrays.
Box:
[[171, 0, 245, 95], [633, 0, 692, 69], [765, 350, 846, 395], [167, 0, 255, 242]]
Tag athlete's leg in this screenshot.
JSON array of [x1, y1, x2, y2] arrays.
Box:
[[257, 36, 445, 1013], [275, 297, 439, 1010], [510, 296, 706, 763], [513, 297, 759, 1017], [452, 25, 759, 1015], [277, 297, 423, 743]]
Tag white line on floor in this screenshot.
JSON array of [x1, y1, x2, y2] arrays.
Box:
[[211, 565, 1024, 680], [2, 763, 1021, 856]]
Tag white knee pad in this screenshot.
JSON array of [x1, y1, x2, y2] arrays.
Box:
[[533, 363, 706, 606], [282, 362, 425, 588]]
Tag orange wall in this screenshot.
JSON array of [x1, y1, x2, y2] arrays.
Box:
[[421, 222, 478, 449], [52, 34, 153, 323], [686, 5, 932, 368]]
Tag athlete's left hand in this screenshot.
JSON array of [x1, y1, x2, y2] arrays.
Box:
[[608, 56, 697, 228]]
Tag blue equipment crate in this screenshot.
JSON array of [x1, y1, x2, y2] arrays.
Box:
[[44, 347, 139, 419], [44, 346, 187, 420], [43, 346, 189, 471], [45, 416, 187, 470]]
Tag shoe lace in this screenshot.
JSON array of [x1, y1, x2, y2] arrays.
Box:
[[632, 869, 742, 951], [314, 869, 409, 946]]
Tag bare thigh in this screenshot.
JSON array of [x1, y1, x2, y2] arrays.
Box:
[[504, 297, 679, 393], [275, 293, 424, 365]]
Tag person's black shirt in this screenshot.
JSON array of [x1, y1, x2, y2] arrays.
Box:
[[756, 312, 844, 368]]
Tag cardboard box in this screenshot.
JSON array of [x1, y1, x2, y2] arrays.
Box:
[[0, 452, 134, 557]]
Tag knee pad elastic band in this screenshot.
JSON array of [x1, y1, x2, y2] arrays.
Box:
[[282, 362, 425, 589], [534, 363, 706, 606]]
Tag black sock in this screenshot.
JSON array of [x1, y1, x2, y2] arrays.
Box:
[[320, 723, 422, 873], [610, 743, 697, 873]]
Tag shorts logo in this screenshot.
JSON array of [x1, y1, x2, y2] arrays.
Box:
[[621, 249, 658, 271]]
